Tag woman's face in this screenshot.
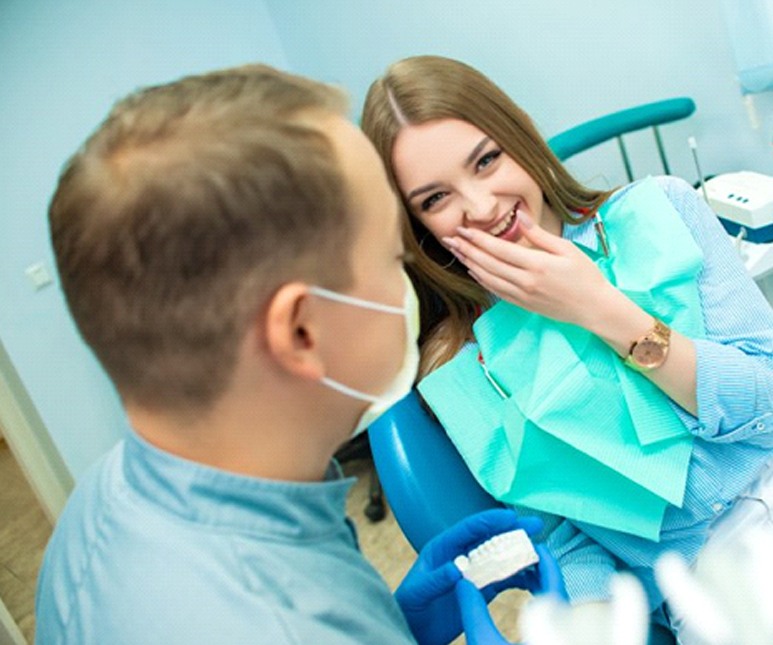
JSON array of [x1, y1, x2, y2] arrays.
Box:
[[391, 118, 559, 247]]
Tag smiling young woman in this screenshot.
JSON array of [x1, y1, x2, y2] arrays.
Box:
[[361, 54, 773, 641]]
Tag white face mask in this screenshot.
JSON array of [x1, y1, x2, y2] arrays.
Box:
[[308, 272, 420, 436]]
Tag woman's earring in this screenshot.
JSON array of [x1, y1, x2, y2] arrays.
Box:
[[419, 233, 456, 269]]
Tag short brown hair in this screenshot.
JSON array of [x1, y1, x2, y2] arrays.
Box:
[[50, 64, 353, 411], [361, 55, 613, 374]]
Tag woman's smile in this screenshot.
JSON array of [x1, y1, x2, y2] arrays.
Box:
[[487, 203, 521, 241], [392, 118, 559, 244]]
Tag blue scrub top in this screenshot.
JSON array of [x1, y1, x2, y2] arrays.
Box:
[[35, 430, 415, 645]]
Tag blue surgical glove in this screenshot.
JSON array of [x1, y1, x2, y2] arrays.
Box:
[[456, 543, 569, 645], [393, 509, 544, 645], [455, 579, 512, 645]]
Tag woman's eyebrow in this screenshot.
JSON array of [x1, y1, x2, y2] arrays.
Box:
[[406, 181, 442, 201], [464, 137, 490, 167]]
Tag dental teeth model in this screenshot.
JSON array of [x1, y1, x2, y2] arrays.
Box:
[[454, 528, 540, 588]]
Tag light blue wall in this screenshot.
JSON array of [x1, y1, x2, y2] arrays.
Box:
[[266, 0, 773, 189], [3, 0, 773, 479], [0, 0, 287, 478]]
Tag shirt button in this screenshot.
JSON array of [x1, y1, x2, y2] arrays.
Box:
[[757, 422, 765, 431], [712, 502, 724, 513]]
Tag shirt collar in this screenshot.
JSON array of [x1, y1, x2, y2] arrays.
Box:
[[123, 429, 356, 540], [562, 213, 599, 252]]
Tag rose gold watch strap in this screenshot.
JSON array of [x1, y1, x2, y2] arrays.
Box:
[[653, 318, 671, 342]]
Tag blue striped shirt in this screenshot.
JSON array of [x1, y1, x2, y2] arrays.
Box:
[[533, 175, 773, 609]]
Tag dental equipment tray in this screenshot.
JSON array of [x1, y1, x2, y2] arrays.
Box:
[[705, 171, 773, 243]]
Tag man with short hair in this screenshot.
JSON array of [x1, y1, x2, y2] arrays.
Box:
[[36, 64, 550, 644]]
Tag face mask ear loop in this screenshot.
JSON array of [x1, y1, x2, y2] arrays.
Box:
[[307, 286, 406, 315], [318, 376, 381, 403], [310, 272, 420, 439]]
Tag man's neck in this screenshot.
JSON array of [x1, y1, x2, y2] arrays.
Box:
[[126, 391, 353, 482]]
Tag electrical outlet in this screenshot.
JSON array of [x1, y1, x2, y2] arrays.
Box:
[[25, 262, 53, 291]]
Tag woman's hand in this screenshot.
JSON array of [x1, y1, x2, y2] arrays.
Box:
[[442, 211, 613, 328], [444, 211, 699, 414]]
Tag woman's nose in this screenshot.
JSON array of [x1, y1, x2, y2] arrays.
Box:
[[462, 190, 498, 226]]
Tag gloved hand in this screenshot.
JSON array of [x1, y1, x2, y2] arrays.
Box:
[[456, 543, 569, 645], [505, 543, 568, 602], [394, 509, 544, 645], [455, 579, 512, 645]]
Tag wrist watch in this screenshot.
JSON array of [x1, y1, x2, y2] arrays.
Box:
[[624, 318, 671, 372]]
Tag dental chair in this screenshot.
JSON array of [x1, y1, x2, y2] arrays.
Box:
[[369, 390, 501, 551], [368, 97, 696, 644], [548, 97, 695, 175]]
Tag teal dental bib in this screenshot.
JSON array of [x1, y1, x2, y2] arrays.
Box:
[[418, 178, 704, 541]]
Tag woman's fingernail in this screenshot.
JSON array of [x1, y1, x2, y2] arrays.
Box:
[[518, 210, 534, 229], [456, 227, 474, 239], [442, 236, 459, 249]]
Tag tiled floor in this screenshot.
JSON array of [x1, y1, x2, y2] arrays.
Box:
[[0, 439, 52, 644]]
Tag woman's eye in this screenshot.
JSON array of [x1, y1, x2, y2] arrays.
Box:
[[476, 149, 502, 171], [420, 192, 446, 212]]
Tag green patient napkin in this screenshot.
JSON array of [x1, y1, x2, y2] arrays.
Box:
[[418, 177, 705, 541]]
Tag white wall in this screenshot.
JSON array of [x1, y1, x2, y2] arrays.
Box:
[[0, 0, 288, 478]]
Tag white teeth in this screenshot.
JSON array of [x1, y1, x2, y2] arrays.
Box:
[[453, 528, 540, 588], [489, 207, 517, 237]]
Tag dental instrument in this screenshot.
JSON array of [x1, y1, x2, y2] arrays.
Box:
[[655, 524, 773, 645], [654, 552, 735, 645], [519, 572, 649, 645], [609, 574, 649, 645], [688, 137, 709, 202]]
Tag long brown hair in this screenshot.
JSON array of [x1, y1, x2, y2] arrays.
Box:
[[361, 55, 613, 376]]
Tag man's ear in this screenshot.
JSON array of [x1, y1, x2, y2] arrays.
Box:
[[263, 282, 325, 381]]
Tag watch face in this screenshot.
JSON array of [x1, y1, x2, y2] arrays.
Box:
[[632, 338, 666, 368]]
